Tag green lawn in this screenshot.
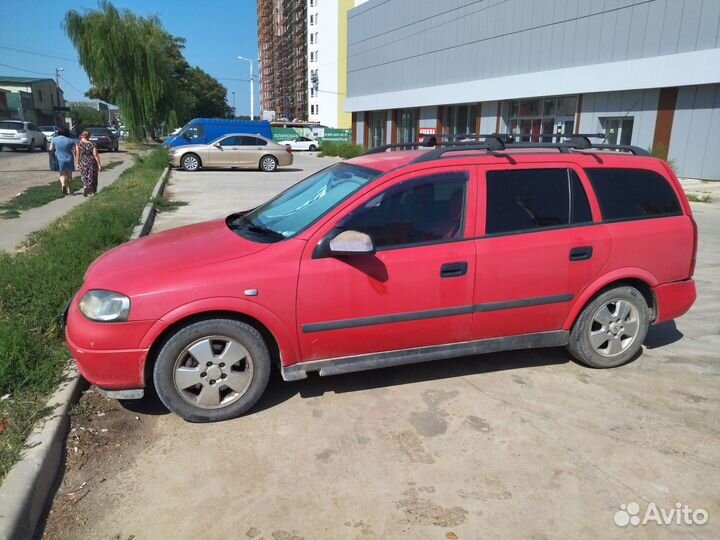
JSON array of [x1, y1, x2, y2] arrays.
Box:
[[0, 161, 124, 219], [0, 149, 166, 481]]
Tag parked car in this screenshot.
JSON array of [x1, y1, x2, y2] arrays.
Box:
[[40, 125, 57, 141], [85, 127, 119, 151], [168, 133, 293, 172], [277, 136, 319, 151], [0, 120, 47, 151], [164, 118, 273, 149], [65, 136, 697, 422]]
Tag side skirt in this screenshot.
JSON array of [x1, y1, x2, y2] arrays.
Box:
[[281, 330, 569, 381]]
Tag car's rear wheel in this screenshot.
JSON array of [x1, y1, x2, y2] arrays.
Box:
[[153, 319, 271, 422], [308, 144, 317, 151], [182, 153, 201, 171], [567, 286, 649, 368], [42, 139, 48, 152], [259, 155, 278, 172], [27, 140, 34, 152]]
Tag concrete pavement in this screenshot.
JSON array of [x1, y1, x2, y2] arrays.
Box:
[[38, 155, 720, 539], [0, 157, 134, 252]]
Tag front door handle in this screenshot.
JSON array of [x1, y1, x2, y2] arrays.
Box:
[[440, 262, 468, 278], [570, 246, 593, 261]]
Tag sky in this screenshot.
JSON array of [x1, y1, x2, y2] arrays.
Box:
[[0, 0, 260, 117]]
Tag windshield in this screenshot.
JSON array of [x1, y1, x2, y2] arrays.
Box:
[[227, 163, 381, 242], [40, 126, 56, 131]]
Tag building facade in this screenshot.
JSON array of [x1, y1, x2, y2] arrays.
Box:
[[0, 77, 66, 125], [258, 0, 308, 122], [345, 0, 720, 180]]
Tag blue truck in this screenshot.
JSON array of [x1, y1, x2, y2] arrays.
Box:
[[164, 118, 273, 148]]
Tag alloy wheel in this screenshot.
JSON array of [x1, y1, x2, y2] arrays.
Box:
[[589, 299, 641, 357], [172, 335, 254, 409], [183, 155, 199, 171]]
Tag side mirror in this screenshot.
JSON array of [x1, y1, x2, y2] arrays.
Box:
[[329, 230, 375, 256], [213, 142, 222, 149]]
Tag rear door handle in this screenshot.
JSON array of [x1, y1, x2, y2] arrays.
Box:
[[440, 262, 468, 278], [570, 246, 593, 261]]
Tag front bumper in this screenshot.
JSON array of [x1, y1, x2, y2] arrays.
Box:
[[64, 299, 152, 391]]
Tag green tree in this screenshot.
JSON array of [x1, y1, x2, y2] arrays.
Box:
[[65, 1, 178, 139], [66, 2, 234, 138], [69, 104, 107, 132]]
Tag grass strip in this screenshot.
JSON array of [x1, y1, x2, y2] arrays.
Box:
[[0, 149, 166, 481], [0, 161, 124, 219]]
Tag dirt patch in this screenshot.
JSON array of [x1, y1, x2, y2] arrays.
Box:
[[37, 388, 155, 540]]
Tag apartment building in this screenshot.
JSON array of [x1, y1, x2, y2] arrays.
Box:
[[258, 0, 308, 122], [345, 0, 720, 179]]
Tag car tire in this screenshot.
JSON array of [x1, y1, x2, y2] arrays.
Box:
[[182, 153, 201, 171], [567, 286, 649, 369], [42, 138, 48, 152], [27, 140, 34, 152], [309, 144, 317, 152], [259, 155, 278, 172], [153, 319, 271, 422]]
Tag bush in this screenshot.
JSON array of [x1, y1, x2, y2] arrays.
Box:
[[319, 141, 364, 159], [0, 148, 167, 480], [648, 143, 679, 174]]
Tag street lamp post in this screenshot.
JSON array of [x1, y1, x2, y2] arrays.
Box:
[[237, 56, 255, 120]]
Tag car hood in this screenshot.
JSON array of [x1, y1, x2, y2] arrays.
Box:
[[170, 143, 207, 152], [84, 218, 267, 287]]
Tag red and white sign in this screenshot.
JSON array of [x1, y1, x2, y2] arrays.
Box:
[[418, 127, 436, 135]]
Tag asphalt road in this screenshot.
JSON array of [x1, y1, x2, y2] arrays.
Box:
[[40, 156, 720, 540]]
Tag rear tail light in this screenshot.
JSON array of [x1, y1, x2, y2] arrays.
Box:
[[286, 146, 292, 154], [690, 216, 698, 276]]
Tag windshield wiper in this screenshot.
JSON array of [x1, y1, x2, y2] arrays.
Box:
[[246, 224, 285, 240]]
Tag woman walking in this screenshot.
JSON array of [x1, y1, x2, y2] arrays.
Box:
[[48, 127, 76, 195], [75, 130, 102, 196]]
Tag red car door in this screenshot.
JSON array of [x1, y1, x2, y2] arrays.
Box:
[[471, 163, 611, 339], [296, 166, 478, 361]]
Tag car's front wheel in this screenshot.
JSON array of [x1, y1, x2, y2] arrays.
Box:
[[567, 286, 649, 368], [181, 153, 201, 171], [308, 144, 317, 151], [259, 155, 278, 172], [153, 319, 271, 422]]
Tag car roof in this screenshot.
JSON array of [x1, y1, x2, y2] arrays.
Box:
[[346, 148, 658, 174]]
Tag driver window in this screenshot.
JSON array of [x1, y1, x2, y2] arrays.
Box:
[[339, 171, 468, 249], [184, 125, 204, 140], [219, 136, 239, 146]]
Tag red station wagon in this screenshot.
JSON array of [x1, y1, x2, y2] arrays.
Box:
[[65, 135, 698, 422]]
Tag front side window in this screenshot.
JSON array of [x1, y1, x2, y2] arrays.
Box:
[[339, 172, 468, 249], [585, 168, 681, 221], [182, 125, 204, 140], [486, 168, 592, 235], [228, 163, 381, 241], [218, 136, 239, 146]]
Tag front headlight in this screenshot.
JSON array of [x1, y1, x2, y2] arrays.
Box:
[[78, 290, 130, 322]]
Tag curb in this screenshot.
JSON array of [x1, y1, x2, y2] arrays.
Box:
[[0, 166, 169, 540], [130, 166, 170, 240], [0, 369, 85, 540]]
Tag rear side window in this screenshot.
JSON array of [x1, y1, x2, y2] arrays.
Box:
[[585, 168, 682, 221], [486, 168, 593, 235], [239, 136, 267, 146]]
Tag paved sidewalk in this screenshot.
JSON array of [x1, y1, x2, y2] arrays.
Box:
[[0, 159, 134, 252]]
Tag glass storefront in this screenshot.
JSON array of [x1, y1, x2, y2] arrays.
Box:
[[369, 110, 386, 148], [507, 96, 578, 142], [442, 104, 477, 137], [397, 108, 419, 144]]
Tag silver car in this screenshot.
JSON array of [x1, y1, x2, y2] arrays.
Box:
[[169, 133, 293, 172]]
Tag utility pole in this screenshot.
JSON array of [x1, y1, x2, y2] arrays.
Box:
[[232, 91, 236, 117], [237, 56, 255, 120], [55, 67, 64, 125]]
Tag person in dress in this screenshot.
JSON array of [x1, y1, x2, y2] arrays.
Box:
[[49, 127, 76, 195], [75, 131, 102, 196]]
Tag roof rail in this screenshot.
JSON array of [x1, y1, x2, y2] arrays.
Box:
[[364, 133, 650, 159]]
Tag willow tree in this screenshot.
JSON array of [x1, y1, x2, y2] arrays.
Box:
[[64, 1, 178, 139]]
